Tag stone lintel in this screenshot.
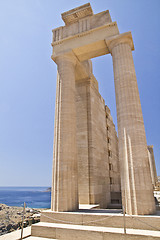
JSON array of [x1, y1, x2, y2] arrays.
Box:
[[51, 50, 78, 66], [105, 32, 135, 53], [51, 22, 119, 61], [61, 3, 93, 25], [51, 51, 95, 81], [52, 22, 118, 47]]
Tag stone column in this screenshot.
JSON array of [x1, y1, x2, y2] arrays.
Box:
[[148, 145, 158, 187], [51, 52, 79, 212], [106, 32, 155, 215]]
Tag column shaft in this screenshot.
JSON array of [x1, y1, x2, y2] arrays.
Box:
[[111, 41, 155, 215], [51, 53, 78, 212]]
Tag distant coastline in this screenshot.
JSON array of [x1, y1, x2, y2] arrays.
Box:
[[0, 187, 51, 236], [44, 187, 51, 192], [0, 186, 51, 208]]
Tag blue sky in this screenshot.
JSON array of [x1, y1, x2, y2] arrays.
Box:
[[0, 0, 159, 186]]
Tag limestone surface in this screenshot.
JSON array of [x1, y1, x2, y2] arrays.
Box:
[[51, 3, 156, 215]]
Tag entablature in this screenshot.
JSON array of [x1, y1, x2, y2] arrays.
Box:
[[51, 4, 134, 62], [52, 9, 112, 43]]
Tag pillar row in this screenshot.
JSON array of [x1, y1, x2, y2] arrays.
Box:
[[106, 33, 156, 215], [51, 52, 79, 212]]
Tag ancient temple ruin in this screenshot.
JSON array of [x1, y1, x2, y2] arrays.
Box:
[[50, 3, 157, 215], [28, 4, 160, 240]]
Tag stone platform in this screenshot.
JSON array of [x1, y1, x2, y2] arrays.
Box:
[[29, 209, 160, 239], [1, 209, 160, 239], [39, 209, 160, 231], [31, 222, 160, 240]]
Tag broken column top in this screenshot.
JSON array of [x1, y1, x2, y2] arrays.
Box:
[[61, 3, 93, 25]]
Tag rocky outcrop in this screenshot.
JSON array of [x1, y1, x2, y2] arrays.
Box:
[[0, 204, 41, 236]]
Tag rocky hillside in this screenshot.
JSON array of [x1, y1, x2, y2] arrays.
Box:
[[0, 204, 41, 236]]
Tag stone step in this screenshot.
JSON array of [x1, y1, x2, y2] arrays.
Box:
[[25, 237, 57, 240], [0, 226, 31, 240], [79, 204, 100, 209], [40, 210, 160, 231], [31, 222, 160, 240], [107, 203, 122, 209]]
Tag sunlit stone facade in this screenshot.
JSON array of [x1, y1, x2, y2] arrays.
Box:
[[51, 3, 156, 215]]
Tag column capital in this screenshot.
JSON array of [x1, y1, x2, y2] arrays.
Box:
[[105, 32, 134, 54], [51, 51, 78, 66]]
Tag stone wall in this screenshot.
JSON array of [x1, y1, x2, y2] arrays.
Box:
[[76, 74, 111, 207], [76, 61, 121, 208], [105, 106, 121, 204]]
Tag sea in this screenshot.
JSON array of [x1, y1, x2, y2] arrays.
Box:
[[0, 187, 51, 209]]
